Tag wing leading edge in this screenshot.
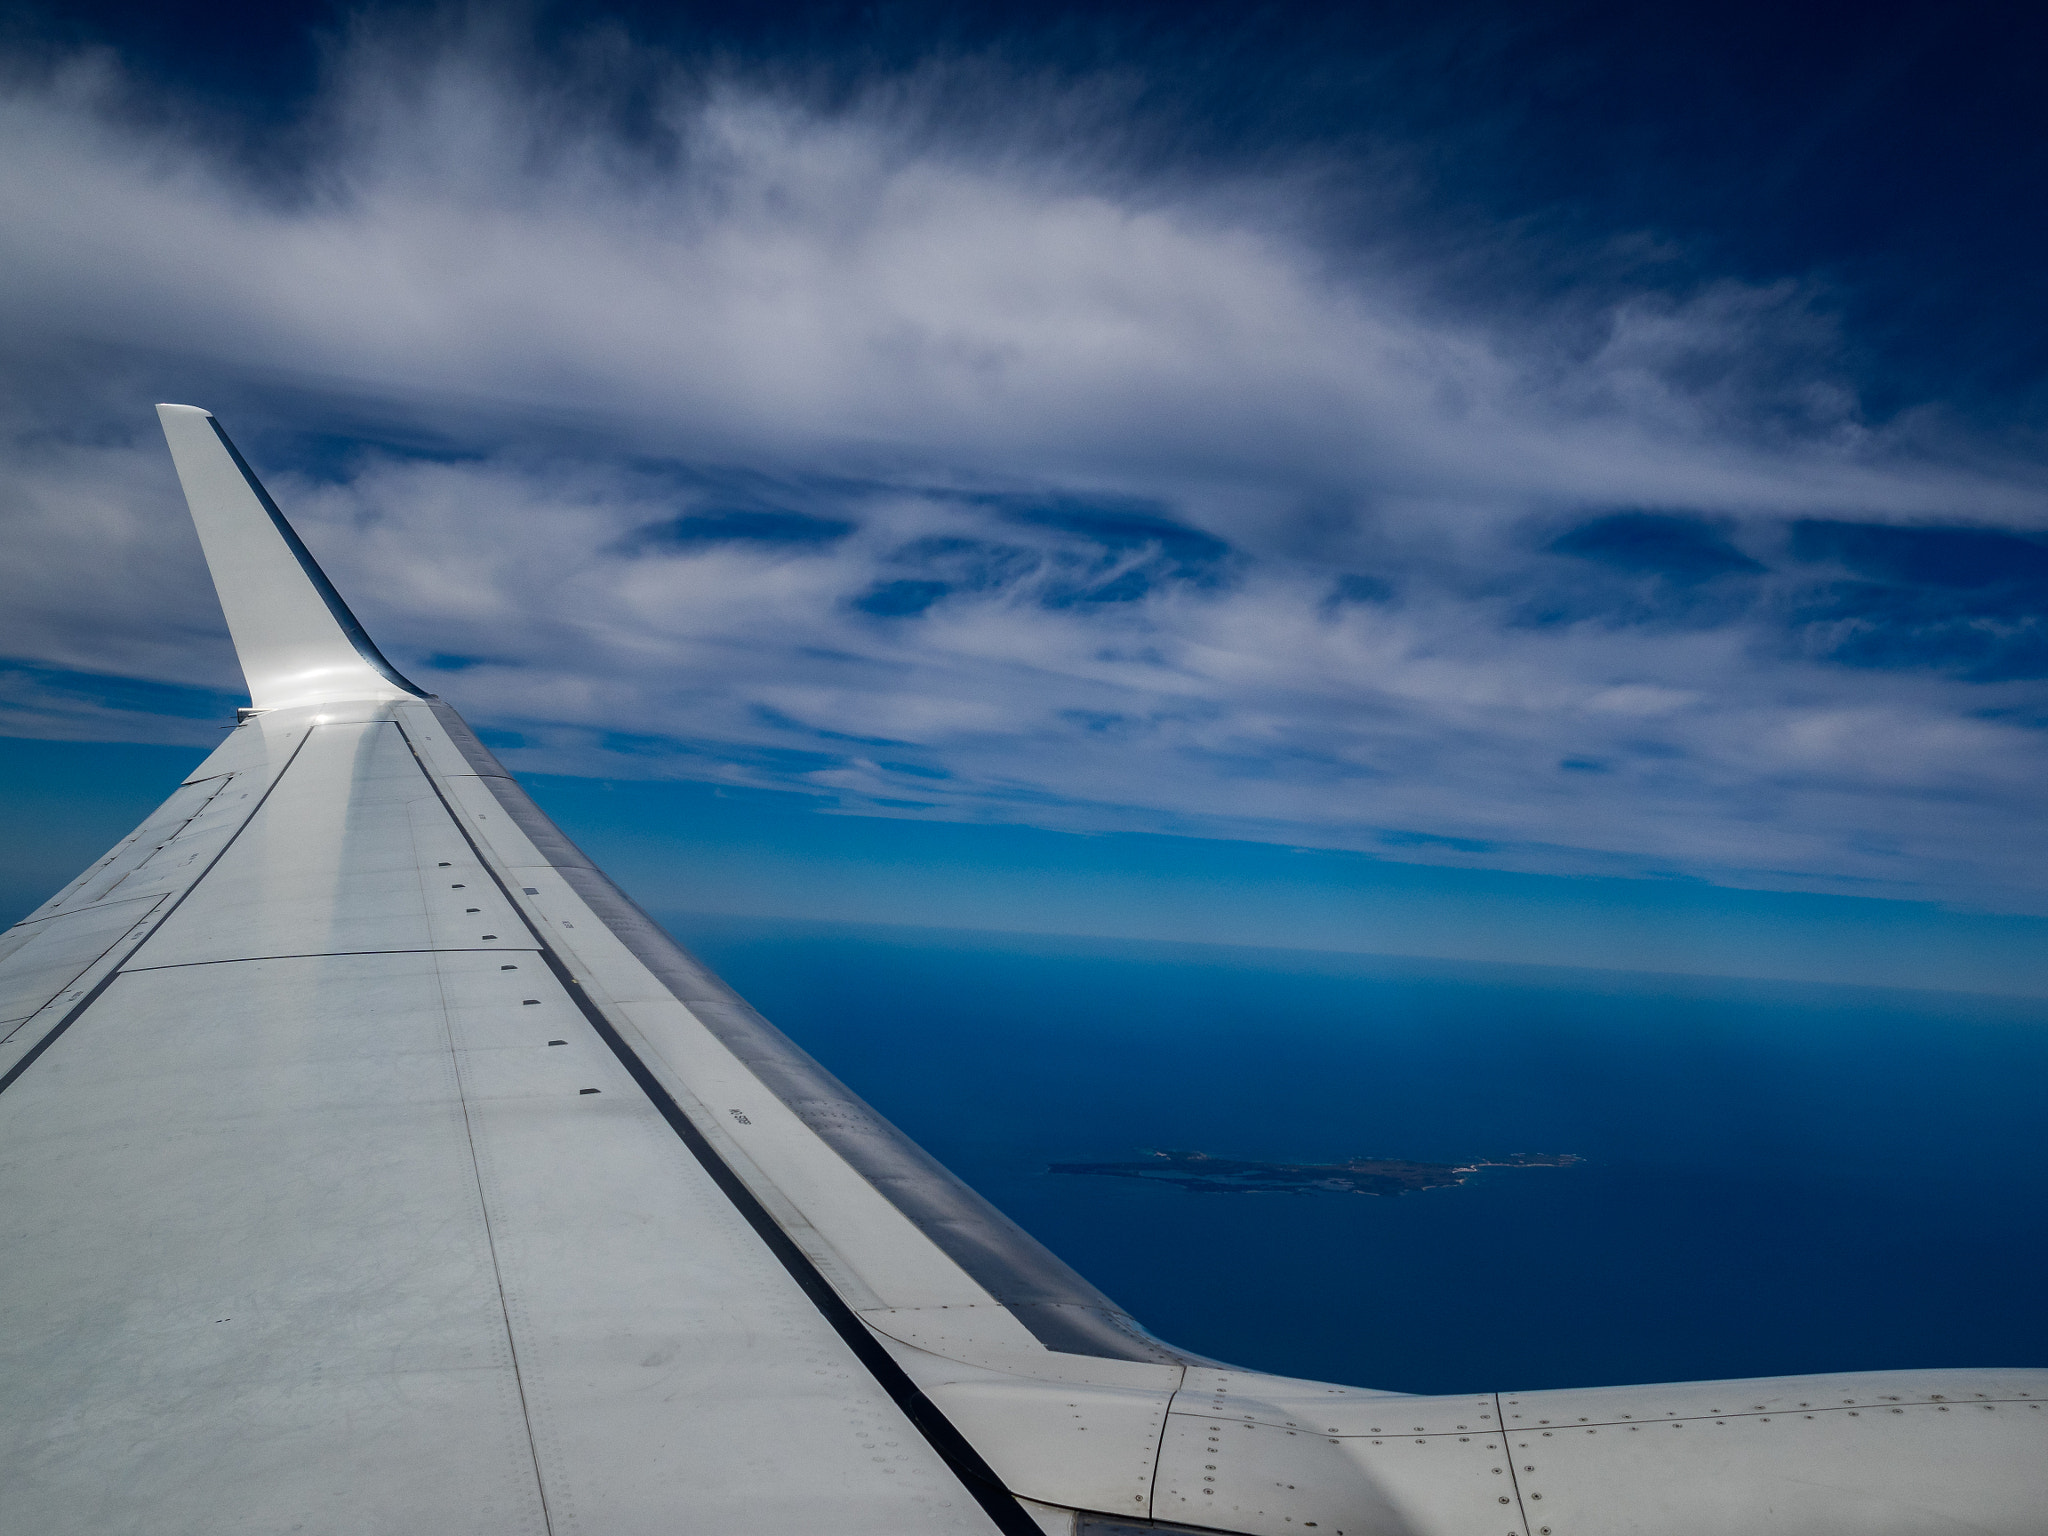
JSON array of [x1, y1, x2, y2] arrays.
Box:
[[0, 407, 2041, 1536]]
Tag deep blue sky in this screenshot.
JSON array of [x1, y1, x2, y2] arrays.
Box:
[[4, 0, 2048, 992]]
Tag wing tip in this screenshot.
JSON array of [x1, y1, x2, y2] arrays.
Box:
[[155, 403, 214, 420]]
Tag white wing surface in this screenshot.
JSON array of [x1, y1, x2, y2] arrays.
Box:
[[0, 406, 2043, 1536]]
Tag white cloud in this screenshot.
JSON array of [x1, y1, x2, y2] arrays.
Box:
[[2, 17, 2047, 913]]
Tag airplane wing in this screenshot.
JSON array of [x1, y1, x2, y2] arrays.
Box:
[[0, 404, 2042, 1536]]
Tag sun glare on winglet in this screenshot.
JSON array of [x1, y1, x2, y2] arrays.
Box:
[[155, 403, 427, 714]]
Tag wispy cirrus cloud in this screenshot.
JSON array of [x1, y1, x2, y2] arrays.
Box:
[[2, 11, 2046, 913]]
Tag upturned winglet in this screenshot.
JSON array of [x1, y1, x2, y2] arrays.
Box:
[[157, 404, 424, 711]]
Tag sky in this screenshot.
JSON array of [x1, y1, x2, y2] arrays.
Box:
[[4, 0, 2048, 992]]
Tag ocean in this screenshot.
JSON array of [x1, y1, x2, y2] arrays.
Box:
[[671, 913, 2048, 1396]]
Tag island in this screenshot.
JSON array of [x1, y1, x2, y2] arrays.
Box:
[[1048, 1147, 1581, 1196]]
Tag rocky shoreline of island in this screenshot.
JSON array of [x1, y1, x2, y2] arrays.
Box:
[[1048, 1147, 1582, 1196]]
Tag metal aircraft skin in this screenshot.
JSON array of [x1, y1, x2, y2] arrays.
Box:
[[0, 405, 2041, 1536]]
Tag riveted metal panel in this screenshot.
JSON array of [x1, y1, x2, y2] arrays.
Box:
[[427, 699, 1206, 1367]]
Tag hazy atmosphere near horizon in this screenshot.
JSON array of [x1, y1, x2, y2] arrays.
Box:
[[4, 0, 2048, 1389]]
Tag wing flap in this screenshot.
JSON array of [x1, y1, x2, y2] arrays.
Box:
[[0, 896, 161, 1041]]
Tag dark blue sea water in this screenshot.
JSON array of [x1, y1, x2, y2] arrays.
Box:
[[670, 914, 2048, 1396]]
